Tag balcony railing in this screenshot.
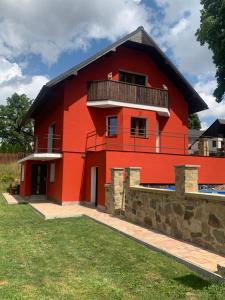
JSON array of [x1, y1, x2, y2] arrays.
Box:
[[86, 128, 225, 157], [33, 134, 62, 153], [87, 80, 169, 108]]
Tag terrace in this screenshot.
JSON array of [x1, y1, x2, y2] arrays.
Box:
[[86, 127, 225, 157]]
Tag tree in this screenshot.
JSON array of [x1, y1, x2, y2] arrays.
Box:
[[0, 93, 33, 152], [196, 0, 225, 102], [188, 114, 201, 130]]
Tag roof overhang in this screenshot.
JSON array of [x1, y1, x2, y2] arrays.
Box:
[[18, 153, 63, 164], [87, 100, 170, 117]]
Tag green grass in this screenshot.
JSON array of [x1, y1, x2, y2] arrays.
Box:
[[0, 162, 20, 192], [0, 195, 224, 299]]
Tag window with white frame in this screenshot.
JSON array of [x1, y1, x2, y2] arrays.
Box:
[[21, 164, 25, 182], [50, 163, 55, 183], [106, 116, 118, 137]]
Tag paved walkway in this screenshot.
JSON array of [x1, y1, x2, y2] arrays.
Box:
[[2, 193, 225, 281], [2, 193, 25, 204]]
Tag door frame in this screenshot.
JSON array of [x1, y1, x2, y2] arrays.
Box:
[[90, 166, 98, 206], [30, 163, 48, 195]]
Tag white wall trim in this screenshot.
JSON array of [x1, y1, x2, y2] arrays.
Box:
[[18, 153, 62, 164], [87, 100, 170, 117]]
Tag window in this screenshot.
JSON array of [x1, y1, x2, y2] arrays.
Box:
[[119, 71, 146, 86], [107, 116, 118, 137], [50, 163, 55, 183], [48, 124, 55, 153], [212, 140, 217, 148], [131, 117, 147, 137], [21, 164, 25, 182]]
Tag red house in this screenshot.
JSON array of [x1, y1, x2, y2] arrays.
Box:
[[19, 27, 225, 208]]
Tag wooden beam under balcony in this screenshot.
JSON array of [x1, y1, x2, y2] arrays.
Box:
[[87, 80, 169, 116]]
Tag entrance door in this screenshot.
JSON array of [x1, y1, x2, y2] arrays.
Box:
[[90, 167, 98, 206], [31, 164, 47, 195]]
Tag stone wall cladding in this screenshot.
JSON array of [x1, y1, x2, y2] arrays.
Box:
[[125, 187, 225, 255], [106, 166, 225, 256]]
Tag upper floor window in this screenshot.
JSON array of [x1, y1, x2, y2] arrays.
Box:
[[106, 116, 118, 137], [48, 123, 55, 153], [131, 117, 147, 138], [119, 71, 146, 86]]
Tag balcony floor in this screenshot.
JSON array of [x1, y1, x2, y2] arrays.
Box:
[[17, 153, 63, 163]]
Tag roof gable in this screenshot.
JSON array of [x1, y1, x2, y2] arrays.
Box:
[[25, 26, 208, 121]]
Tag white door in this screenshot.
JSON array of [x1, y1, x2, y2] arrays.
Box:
[[90, 167, 98, 205], [156, 121, 160, 153]]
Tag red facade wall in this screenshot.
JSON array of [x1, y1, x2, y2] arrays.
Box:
[[55, 46, 190, 203], [34, 87, 64, 152], [106, 151, 225, 184], [62, 46, 189, 153]]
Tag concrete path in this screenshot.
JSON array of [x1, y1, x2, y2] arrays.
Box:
[[2, 193, 25, 204], [2, 193, 225, 281]]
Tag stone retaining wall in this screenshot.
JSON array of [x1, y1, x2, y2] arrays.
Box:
[[105, 166, 225, 256]]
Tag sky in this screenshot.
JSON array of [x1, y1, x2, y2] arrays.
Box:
[[0, 0, 224, 128]]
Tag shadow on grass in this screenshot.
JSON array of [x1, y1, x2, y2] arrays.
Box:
[[174, 274, 211, 290]]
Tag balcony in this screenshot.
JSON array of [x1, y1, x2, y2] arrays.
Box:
[[18, 134, 62, 163], [87, 80, 169, 116]]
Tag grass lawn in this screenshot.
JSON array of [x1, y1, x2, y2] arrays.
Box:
[[0, 195, 224, 299]]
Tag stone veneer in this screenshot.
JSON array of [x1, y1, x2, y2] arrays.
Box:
[[198, 138, 209, 156], [105, 165, 225, 256]]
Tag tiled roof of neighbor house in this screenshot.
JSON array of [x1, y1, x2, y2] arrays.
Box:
[[24, 26, 208, 122]]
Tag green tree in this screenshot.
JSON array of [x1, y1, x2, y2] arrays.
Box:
[[188, 114, 201, 130], [196, 0, 225, 102], [0, 93, 33, 152]]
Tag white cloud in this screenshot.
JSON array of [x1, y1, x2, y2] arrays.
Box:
[[0, 57, 48, 103], [196, 80, 225, 126], [154, 0, 215, 77], [154, 0, 221, 128], [0, 0, 151, 65]]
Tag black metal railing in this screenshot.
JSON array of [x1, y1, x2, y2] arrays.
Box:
[[33, 134, 62, 153], [86, 128, 225, 157]]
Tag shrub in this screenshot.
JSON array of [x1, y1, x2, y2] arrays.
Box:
[[0, 174, 15, 184]]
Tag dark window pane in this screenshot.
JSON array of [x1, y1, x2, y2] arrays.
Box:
[[135, 74, 146, 86], [107, 117, 118, 136], [119, 71, 146, 86], [131, 117, 136, 136], [130, 117, 147, 137], [212, 140, 217, 148]]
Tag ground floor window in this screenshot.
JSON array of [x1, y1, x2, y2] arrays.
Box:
[[106, 116, 118, 137], [130, 117, 147, 138]]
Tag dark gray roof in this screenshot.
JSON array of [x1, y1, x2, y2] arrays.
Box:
[[24, 26, 208, 121], [189, 129, 205, 138], [202, 119, 225, 137]]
